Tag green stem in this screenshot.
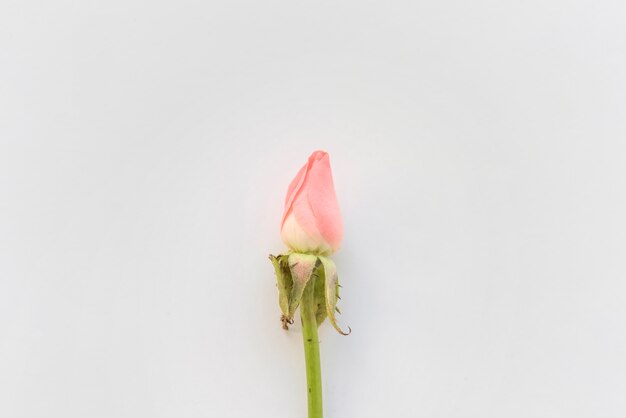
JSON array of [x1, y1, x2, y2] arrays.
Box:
[[301, 280, 323, 418]]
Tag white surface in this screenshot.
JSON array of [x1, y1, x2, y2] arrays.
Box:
[[1, 1, 626, 417]]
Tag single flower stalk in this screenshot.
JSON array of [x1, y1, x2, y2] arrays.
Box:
[[270, 150, 350, 418]]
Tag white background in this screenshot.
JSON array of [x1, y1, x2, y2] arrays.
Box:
[[1, 1, 625, 417]]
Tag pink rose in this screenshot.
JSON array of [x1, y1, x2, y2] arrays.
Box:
[[280, 150, 343, 255]]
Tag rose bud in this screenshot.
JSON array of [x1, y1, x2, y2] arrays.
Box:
[[269, 150, 350, 418], [280, 150, 343, 255]]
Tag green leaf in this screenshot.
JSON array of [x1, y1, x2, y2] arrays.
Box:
[[313, 262, 327, 326], [287, 253, 319, 319], [318, 256, 351, 335], [269, 254, 293, 327]]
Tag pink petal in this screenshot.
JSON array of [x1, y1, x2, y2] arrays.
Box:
[[281, 150, 326, 228], [281, 150, 343, 253], [306, 152, 343, 250]]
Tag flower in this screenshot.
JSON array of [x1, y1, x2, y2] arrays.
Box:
[[280, 151, 343, 255], [269, 150, 350, 418]]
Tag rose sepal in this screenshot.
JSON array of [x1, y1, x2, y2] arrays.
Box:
[[270, 252, 349, 335]]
